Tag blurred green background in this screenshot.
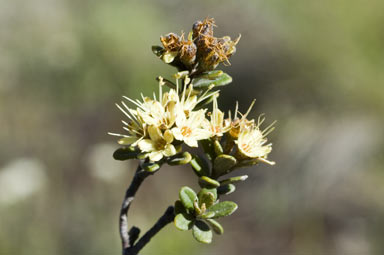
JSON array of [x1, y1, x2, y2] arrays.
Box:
[[1, 0, 383, 254]]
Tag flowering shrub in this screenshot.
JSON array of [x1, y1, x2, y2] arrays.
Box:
[[110, 18, 275, 254]]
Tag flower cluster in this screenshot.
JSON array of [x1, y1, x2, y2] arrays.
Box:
[[110, 75, 274, 165], [110, 75, 218, 162]]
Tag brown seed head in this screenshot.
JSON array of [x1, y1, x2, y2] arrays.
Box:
[[160, 33, 182, 52]]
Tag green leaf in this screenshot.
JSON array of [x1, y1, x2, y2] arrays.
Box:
[[174, 200, 187, 214], [174, 213, 193, 231], [151, 45, 164, 57], [207, 201, 238, 218], [192, 220, 213, 244], [168, 152, 192, 165], [219, 175, 248, 186], [198, 190, 216, 208], [142, 162, 160, 172], [113, 147, 138, 161], [162, 51, 178, 63], [179, 186, 197, 211], [217, 184, 236, 195], [137, 152, 149, 160], [199, 211, 215, 219], [213, 140, 223, 156], [199, 139, 215, 161], [199, 70, 223, 79], [199, 176, 220, 189], [190, 155, 211, 177], [206, 219, 224, 235], [192, 72, 232, 89], [198, 188, 217, 205], [193, 200, 203, 215], [213, 154, 237, 177]]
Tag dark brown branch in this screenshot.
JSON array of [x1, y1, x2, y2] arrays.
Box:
[[119, 163, 153, 252], [124, 206, 175, 255]]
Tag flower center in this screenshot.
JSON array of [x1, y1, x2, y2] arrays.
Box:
[[181, 126, 192, 137], [155, 139, 167, 150], [241, 143, 252, 153]]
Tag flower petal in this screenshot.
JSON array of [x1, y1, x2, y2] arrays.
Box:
[[149, 151, 163, 162], [193, 128, 213, 140], [138, 139, 155, 152], [163, 129, 174, 144], [171, 127, 184, 141], [118, 137, 138, 145], [148, 125, 163, 143], [184, 137, 198, 147], [163, 144, 177, 157]]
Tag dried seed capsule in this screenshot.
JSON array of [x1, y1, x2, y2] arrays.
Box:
[[180, 40, 197, 66], [160, 32, 182, 52], [192, 18, 215, 39]]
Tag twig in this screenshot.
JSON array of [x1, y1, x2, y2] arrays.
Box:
[[119, 163, 175, 255], [119, 163, 153, 252], [125, 206, 175, 255]]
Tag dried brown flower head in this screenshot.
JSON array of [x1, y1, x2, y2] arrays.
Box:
[[157, 18, 240, 72], [160, 33, 182, 52]]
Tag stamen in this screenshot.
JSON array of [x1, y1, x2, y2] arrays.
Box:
[[122, 96, 144, 110], [181, 126, 192, 137], [243, 99, 256, 119]]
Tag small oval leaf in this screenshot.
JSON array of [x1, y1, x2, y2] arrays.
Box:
[[152, 45, 164, 57], [199, 139, 215, 161], [190, 155, 211, 177], [142, 162, 160, 172], [174, 213, 193, 231], [217, 184, 236, 195], [174, 200, 187, 214], [213, 154, 237, 177], [213, 140, 223, 156], [199, 70, 223, 79], [168, 152, 192, 165], [206, 219, 224, 235], [192, 72, 232, 88], [162, 51, 178, 63], [198, 188, 217, 205], [113, 147, 139, 161], [198, 191, 216, 208], [179, 186, 197, 211], [199, 211, 215, 219], [192, 220, 213, 244], [219, 175, 248, 186], [207, 201, 238, 218], [199, 176, 220, 188]]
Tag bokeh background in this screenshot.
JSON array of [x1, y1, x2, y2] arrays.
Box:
[[1, 0, 383, 254]]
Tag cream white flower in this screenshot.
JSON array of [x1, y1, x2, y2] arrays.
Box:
[[110, 75, 219, 153], [206, 95, 230, 137], [125, 79, 177, 130], [108, 102, 146, 147], [172, 109, 212, 147], [228, 100, 256, 138], [174, 73, 219, 117], [138, 125, 177, 161], [236, 127, 272, 163], [235, 114, 275, 165]]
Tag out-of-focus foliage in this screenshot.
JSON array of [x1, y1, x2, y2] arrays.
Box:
[[0, 0, 383, 254]]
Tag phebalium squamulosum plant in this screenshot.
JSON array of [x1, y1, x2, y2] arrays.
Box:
[[109, 18, 275, 255]]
